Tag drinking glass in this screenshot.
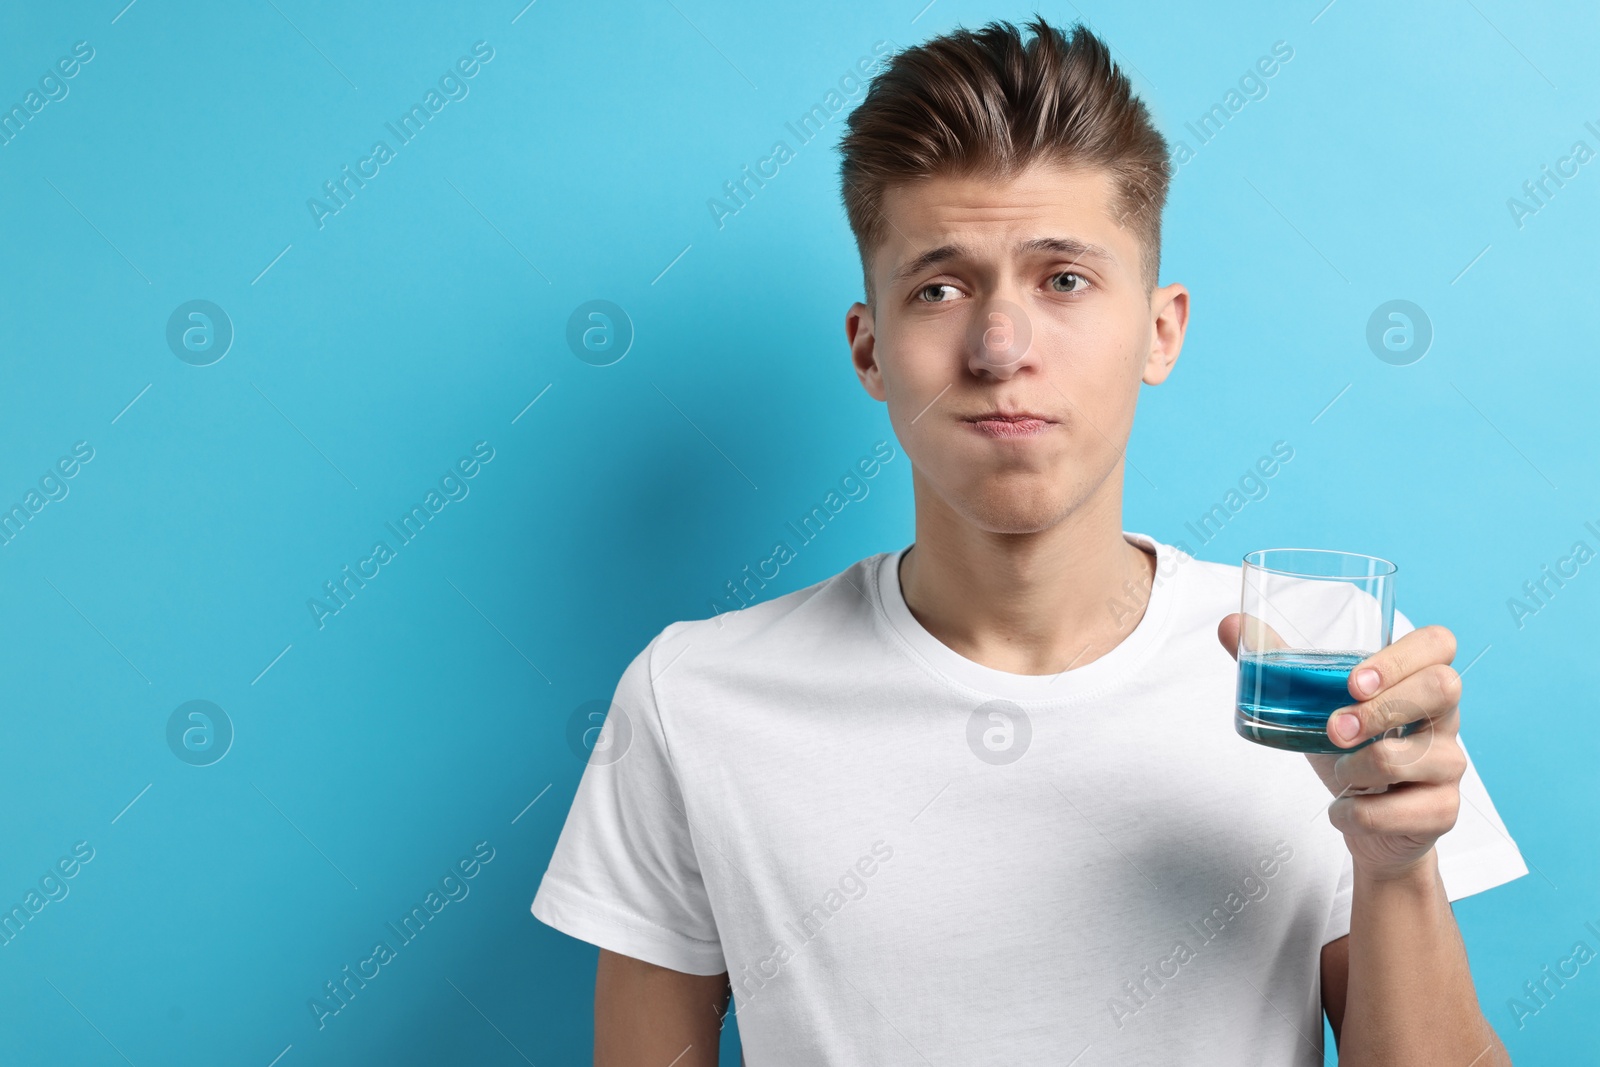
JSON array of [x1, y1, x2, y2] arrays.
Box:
[[1234, 548, 1422, 754]]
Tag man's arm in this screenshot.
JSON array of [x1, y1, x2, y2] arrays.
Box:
[[1337, 850, 1508, 1065], [1223, 616, 1512, 1065], [1301, 621, 1508, 1066], [1323, 898, 1502, 1064], [595, 949, 730, 1067], [1321, 934, 1349, 1048]]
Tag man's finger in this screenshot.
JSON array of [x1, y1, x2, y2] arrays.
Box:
[[1217, 612, 1290, 661], [1328, 719, 1463, 792], [1326, 780, 1463, 841], [1344, 624, 1458, 702], [1328, 667, 1460, 748]]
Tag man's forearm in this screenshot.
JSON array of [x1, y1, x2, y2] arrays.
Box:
[[1339, 847, 1509, 1066]]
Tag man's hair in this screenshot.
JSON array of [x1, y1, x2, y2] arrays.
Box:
[[837, 16, 1171, 306]]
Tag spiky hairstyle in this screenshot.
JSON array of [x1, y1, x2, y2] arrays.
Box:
[[838, 16, 1171, 304]]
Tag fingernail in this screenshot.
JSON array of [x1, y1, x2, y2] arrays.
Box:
[[1334, 713, 1362, 742], [1353, 669, 1380, 697]]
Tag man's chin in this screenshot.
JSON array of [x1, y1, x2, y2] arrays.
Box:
[[949, 489, 1076, 536]]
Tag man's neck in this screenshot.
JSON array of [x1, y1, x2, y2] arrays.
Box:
[[897, 479, 1156, 677]]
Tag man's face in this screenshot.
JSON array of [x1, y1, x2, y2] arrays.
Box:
[[846, 160, 1188, 535]]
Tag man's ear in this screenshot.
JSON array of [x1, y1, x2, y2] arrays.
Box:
[[847, 301, 887, 401], [1142, 281, 1189, 387]]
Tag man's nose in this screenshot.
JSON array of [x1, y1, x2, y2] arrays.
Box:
[[966, 296, 1037, 380]]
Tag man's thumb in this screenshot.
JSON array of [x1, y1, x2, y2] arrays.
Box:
[[1217, 613, 1244, 662]]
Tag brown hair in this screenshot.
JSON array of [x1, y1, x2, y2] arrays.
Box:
[[837, 16, 1171, 305]]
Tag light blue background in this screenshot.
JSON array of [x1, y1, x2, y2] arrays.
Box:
[[1, 0, 1595, 1063]]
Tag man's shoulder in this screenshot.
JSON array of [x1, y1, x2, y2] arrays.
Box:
[[1158, 541, 1245, 611], [647, 549, 891, 671]]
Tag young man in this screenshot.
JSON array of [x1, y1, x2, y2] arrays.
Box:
[[533, 17, 1526, 1065]]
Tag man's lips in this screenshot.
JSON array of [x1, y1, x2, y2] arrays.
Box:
[[962, 412, 1055, 423], [964, 413, 1055, 438]]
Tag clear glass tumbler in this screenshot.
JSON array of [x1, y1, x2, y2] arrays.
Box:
[[1234, 547, 1420, 754]]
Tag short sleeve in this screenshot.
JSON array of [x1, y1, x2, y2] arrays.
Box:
[[1322, 608, 1528, 944], [531, 623, 726, 975]]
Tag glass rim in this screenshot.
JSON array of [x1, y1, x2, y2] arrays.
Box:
[[1241, 546, 1396, 579]]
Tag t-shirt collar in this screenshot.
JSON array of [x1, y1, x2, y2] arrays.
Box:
[[873, 531, 1177, 703]]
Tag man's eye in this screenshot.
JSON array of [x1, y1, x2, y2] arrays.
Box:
[[1049, 272, 1088, 293], [916, 284, 961, 303]]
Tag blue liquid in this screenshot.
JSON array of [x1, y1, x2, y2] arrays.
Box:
[[1236, 649, 1372, 753]]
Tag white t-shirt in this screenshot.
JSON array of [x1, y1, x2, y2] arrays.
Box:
[[532, 533, 1526, 1064]]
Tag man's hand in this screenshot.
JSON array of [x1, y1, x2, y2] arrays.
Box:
[[1218, 614, 1468, 883]]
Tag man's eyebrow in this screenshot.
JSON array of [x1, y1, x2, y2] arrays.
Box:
[[1019, 236, 1115, 264], [890, 236, 1116, 283]]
